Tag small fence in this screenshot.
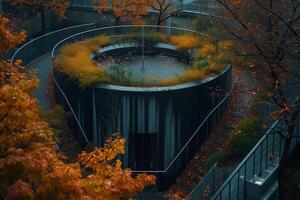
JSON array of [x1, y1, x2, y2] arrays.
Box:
[[189, 164, 233, 200], [12, 23, 238, 190], [69, 0, 220, 15], [198, 116, 299, 199], [50, 25, 214, 82], [11, 23, 96, 66], [50, 24, 237, 189]]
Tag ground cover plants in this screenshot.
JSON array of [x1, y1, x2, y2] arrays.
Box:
[[54, 32, 234, 88], [54, 36, 112, 88]]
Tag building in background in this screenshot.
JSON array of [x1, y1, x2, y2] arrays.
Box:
[[0, 0, 3, 14], [69, 0, 219, 15]]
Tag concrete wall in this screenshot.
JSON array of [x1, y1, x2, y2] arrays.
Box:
[[54, 65, 232, 190]]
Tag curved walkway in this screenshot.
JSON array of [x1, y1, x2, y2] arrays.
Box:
[[28, 52, 165, 199], [28, 53, 85, 160], [22, 44, 274, 200], [29, 53, 53, 111]]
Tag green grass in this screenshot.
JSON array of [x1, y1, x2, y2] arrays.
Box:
[[205, 117, 262, 170]]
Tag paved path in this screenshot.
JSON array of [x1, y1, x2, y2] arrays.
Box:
[[29, 53, 53, 111], [28, 53, 165, 199], [28, 53, 88, 163]]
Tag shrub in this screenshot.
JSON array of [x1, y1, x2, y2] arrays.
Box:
[[216, 52, 233, 65], [193, 60, 209, 69], [84, 35, 112, 51], [160, 39, 232, 86], [206, 27, 223, 37], [192, 18, 214, 32], [218, 40, 234, 51], [249, 92, 269, 114], [226, 117, 262, 158], [192, 40, 232, 77], [206, 62, 224, 74], [161, 65, 223, 86], [143, 32, 164, 46], [184, 67, 208, 81], [169, 35, 201, 50], [54, 34, 232, 87], [108, 64, 133, 84], [160, 68, 204, 86], [197, 44, 217, 58], [204, 151, 229, 170], [204, 117, 263, 169], [127, 32, 164, 46], [77, 68, 109, 88], [39, 106, 69, 137], [54, 35, 112, 88]]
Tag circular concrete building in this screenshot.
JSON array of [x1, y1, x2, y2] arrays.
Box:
[[52, 25, 233, 190]]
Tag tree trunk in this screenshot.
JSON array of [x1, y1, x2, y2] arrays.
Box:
[[157, 12, 162, 26], [278, 104, 300, 199], [278, 136, 291, 200], [40, 6, 46, 34]]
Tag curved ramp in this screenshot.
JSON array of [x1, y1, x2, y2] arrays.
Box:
[[29, 53, 53, 110]]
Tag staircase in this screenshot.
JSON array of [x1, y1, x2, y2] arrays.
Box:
[[245, 158, 279, 200]]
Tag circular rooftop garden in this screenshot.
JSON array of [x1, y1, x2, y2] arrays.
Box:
[[53, 30, 233, 88]]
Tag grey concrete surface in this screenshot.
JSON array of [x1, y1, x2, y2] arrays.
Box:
[[29, 53, 53, 111]]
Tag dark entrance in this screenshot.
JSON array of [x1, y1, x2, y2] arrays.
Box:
[[130, 133, 157, 170]]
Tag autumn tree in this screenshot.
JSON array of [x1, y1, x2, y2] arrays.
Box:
[[0, 16, 155, 200], [133, 0, 178, 26], [79, 134, 156, 199], [0, 16, 25, 55], [93, 0, 178, 26], [8, 0, 69, 33], [92, 0, 148, 26], [214, 0, 300, 198], [0, 17, 81, 199]]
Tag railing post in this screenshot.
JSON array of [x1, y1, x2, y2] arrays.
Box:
[[212, 121, 281, 199], [141, 25, 145, 71], [13, 25, 239, 193], [260, 144, 263, 175], [266, 134, 269, 168], [244, 164, 247, 199], [253, 153, 255, 178], [237, 170, 240, 199]]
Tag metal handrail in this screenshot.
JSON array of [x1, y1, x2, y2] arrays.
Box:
[[51, 24, 214, 58], [69, 0, 222, 16], [211, 120, 281, 199], [51, 66, 90, 144], [10, 23, 96, 144], [131, 76, 238, 173], [11, 23, 95, 64], [50, 24, 237, 173], [189, 163, 218, 197]]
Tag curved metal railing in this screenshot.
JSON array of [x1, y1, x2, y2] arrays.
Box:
[[50, 25, 237, 175], [51, 69, 90, 144], [131, 76, 238, 173], [11, 23, 97, 145], [11, 23, 238, 180], [51, 24, 215, 58], [69, 0, 221, 16], [211, 116, 300, 199], [11, 23, 96, 65]]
